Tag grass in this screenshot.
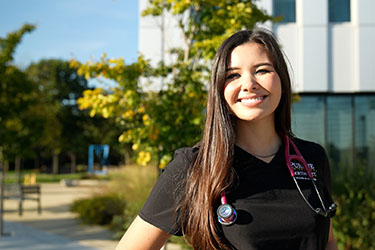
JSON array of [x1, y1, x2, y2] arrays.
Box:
[[2, 170, 109, 184], [105, 164, 159, 204], [105, 164, 193, 249]]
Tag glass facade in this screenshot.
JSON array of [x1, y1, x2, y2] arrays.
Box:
[[292, 94, 375, 174], [292, 96, 325, 145], [329, 0, 351, 22], [273, 0, 296, 23], [326, 96, 353, 168], [354, 96, 375, 175]]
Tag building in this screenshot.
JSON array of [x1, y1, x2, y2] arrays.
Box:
[[138, 0, 375, 172]]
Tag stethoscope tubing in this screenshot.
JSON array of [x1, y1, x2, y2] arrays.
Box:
[[218, 135, 337, 226], [284, 135, 328, 213]]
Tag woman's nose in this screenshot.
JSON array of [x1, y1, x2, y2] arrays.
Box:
[[241, 74, 258, 91]]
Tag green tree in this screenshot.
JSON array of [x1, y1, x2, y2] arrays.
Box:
[[26, 59, 122, 173], [0, 24, 39, 168], [26, 59, 84, 173], [0, 24, 35, 74], [71, 0, 274, 167]]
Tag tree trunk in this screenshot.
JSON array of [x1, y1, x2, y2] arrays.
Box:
[[68, 151, 77, 174], [34, 151, 40, 170], [124, 147, 131, 165], [52, 153, 59, 175], [15, 156, 21, 184], [4, 161, 9, 172]]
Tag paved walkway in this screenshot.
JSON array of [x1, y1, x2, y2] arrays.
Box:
[[0, 181, 182, 250], [0, 181, 118, 250], [0, 221, 100, 250]]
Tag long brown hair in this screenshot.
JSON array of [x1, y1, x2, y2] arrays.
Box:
[[179, 29, 293, 249]]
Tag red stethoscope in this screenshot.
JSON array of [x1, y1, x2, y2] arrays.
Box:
[[217, 135, 337, 226]]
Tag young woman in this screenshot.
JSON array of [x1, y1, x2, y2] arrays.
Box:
[[116, 29, 338, 250]]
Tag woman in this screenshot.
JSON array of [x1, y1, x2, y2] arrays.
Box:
[[116, 29, 338, 250]]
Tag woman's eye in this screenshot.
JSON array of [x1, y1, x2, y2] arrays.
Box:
[[226, 73, 240, 80], [255, 69, 270, 75]]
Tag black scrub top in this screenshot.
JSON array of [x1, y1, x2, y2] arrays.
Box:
[[139, 137, 335, 250]]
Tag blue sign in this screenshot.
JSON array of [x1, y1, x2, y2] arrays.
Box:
[[88, 145, 109, 175]]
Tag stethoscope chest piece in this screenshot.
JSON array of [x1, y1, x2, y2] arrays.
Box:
[[217, 135, 337, 227], [217, 203, 237, 225]]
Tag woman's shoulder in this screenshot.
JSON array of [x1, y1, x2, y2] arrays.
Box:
[[173, 146, 200, 163], [162, 146, 199, 178], [292, 136, 328, 160], [292, 137, 324, 149]]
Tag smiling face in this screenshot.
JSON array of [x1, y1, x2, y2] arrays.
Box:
[[223, 42, 282, 125]]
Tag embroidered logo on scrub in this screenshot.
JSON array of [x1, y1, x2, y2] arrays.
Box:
[[291, 162, 317, 181]]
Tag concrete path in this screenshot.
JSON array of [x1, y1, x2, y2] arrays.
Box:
[[0, 181, 183, 250], [1, 181, 118, 250], [0, 220, 99, 250]]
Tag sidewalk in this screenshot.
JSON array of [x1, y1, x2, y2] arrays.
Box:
[[0, 181, 118, 250], [0, 220, 100, 250]]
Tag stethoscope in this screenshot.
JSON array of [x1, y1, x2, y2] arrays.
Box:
[[217, 134, 337, 226]]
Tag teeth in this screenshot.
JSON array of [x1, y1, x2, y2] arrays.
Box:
[[240, 96, 264, 104]]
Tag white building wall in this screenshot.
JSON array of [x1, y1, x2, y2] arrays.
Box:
[[298, 0, 328, 92], [270, 0, 375, 93], [139, 0, 375, 93], [329, 24, 355, 92], [139, 0, 186, 89], [274, 25, 299, 88], [138, 0, 185, 66], [355, 0, 375, 91]]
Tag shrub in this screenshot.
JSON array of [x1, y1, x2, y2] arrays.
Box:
[[71, 194, 126, 225], [332, 162, 375, 250], [106, 164, 158, 239], [110, 200, 146, 240]]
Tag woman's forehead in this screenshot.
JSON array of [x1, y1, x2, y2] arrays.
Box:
[[227, 42, 272, 68]]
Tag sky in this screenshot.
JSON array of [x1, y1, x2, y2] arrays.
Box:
[[0, 0, 139, 71]]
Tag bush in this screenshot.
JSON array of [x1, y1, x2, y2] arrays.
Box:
[[110, 200, 146, 240], [71, 194, 126, 225], [70, 164, 158, 239], [106, 164, 158, 239], [69, 164, 194, 249], [332, 162, 375, 250]]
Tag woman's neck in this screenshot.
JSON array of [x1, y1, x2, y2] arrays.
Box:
[[235, 118, 281, 161]]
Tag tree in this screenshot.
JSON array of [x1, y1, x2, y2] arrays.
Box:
[[0, 24, 122, 174], [71, 0, 275, 167], [26, 59, 122, 173], [26, 59, 84, 173], [0, 24, 35, 74], [0, 24, 38, 167]]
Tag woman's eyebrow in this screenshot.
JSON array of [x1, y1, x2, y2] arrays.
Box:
[[226, 63, 273, 72], [225, 67, 239, 72], [253, 62, 273, 67]]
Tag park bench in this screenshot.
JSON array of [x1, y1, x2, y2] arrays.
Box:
[[2, 183, 41, 216]]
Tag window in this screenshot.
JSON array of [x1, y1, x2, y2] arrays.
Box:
[[292, 94, 375, 172], [273, 0, 296, 23], [329, 0, 351, 22], [292, 96, 325, 146], [326, 96, 353, 169], [354, 96, 375, 173]]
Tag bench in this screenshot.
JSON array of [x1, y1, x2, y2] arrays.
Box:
[[2, 183, 41, 216]]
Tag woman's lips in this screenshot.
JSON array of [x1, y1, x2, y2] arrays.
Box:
[[238, 96, 266, 106]]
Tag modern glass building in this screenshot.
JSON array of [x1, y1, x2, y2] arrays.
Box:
[[269, 0, 375, 173], [138, 0, 375, 173], [292, 94, 375, 173]]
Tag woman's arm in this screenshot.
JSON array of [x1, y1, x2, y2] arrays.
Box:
[[115, 215, 171, 250], [325, 220, 338, 250]]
